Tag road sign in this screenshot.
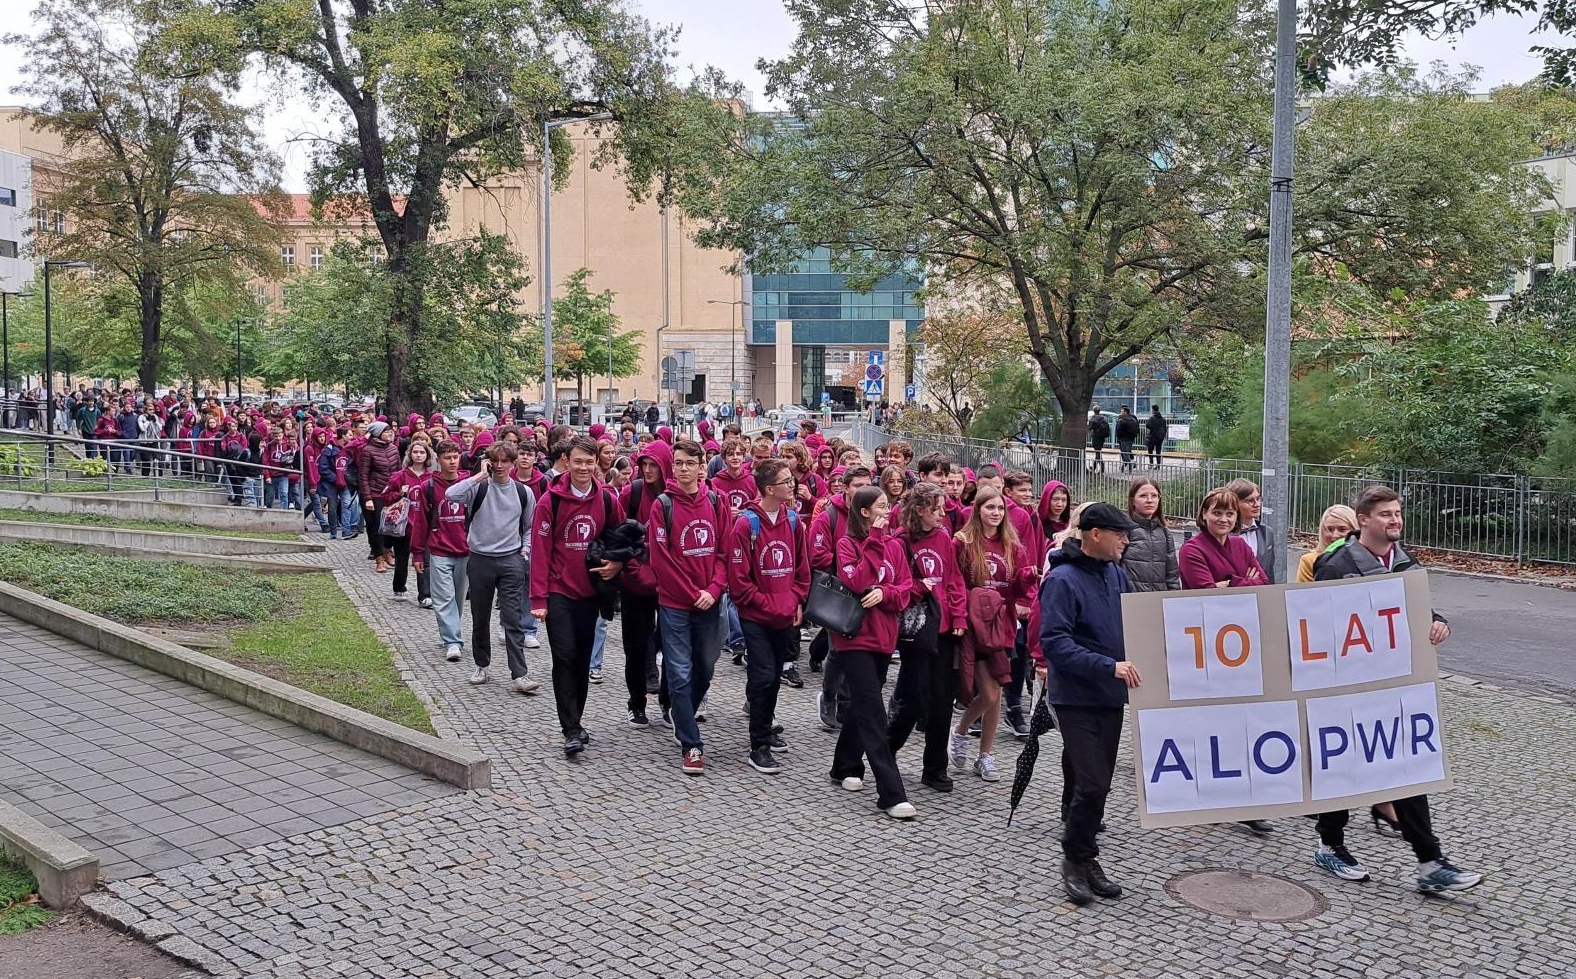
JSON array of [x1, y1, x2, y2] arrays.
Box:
[[867, 350, 884, 366], [905, 383, 916, 400], [862, 378, 884, 398], [865, 363, 884, 382]]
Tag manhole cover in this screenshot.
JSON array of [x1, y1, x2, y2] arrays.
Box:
[[1165, 869, 1328, 922]]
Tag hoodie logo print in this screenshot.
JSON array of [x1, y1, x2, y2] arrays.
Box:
[[680, 520, 717, 559], [762, 541, 792, 578], [567, 514, 597, 549]]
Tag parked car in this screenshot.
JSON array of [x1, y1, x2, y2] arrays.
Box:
[[445, 403, 498, 429]]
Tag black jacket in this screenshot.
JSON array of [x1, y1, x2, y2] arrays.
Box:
[[1313, 532, 1446, 624], [1088, 414, 1110, 444], [588, 519, 647, 619], [1115, 414, 1140, 441], [1145, 411, 1168, 441]]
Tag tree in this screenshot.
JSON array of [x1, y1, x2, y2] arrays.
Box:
[[682, 0, 1544, 447], [915, 307, 1015, 435], [172, 0, 740, 422], [7, 0, 286, 394], [266, 234, 536, 406], [549, 269, 642, 406], [966, 361, 1058, 444]]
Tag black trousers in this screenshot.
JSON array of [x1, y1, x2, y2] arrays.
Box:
[[1146, 439, 1163, 465], [830, 651, 908, 809], [547, 594, 600, 736], [1317, 796, 1441, 863], [620, 589, 659, 713], [887, 622, 956, 780], [742, 618, 794, 749], [366, 498, 387, 557], [808, 626, 830, 668], [1057, 705, 1124, 862], [1118, 438, 1135, 470], [1005, 624, 1027, 711], [389, 534, 429, 599], [469, 552, 528, 678]]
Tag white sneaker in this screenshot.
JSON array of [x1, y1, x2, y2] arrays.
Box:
[[840, 776, 864, 792], [419, 597, 433, 609], [468, 668, 489, 685], [511, 677, 541, 695], [443, 643, 462, 662], [523, 635, 541, 649], [975, 753, 1000, 782], [885, 802, 917, 820], [950, 733, 970, 772]]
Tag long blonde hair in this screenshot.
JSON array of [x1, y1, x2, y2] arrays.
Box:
[[955, 486, 1019, 586]]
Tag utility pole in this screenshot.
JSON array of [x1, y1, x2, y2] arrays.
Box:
[[1261, 0, 1297, 584], [542, 111, 613, 425]]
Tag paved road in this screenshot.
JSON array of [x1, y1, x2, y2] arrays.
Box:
[[1428, 573, 1576, 700], [91, 539, 1576, 978], [0, 613, 456, 878]]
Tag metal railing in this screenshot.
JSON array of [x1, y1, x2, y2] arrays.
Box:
[[849, 423, 1576, 567], [0, 428, 286, 506]]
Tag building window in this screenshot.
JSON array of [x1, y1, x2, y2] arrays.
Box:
[[0, 240, 17, 259], [281, 245, 294, 268], [310, 245, 323, 269], [0, 188, 14, 207]]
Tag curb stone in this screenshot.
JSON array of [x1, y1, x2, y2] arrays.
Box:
[[83, 890, 236, 977]]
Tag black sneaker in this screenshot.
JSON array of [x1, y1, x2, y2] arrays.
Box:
[[769, 732, 789, 751], [1005, 706, 1031, 740], [748, 747, 783, 774], [772, 722, 784, 735], [967, 719, 983, 737], [921, 771, 955, 793], [563, 733, 585, 757], [730, 645, 745, 666], [782, 665, 805, 688], [809, 660, 822, 674], [661, 706, 672, 728], [628, 709, 650, 728], [578, 728, 593, 746], [1085, 860, 1123, 899], [1239, 819, 1275, 836]]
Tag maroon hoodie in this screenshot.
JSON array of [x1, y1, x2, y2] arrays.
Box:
[[726, 502, 810, 629], [530, 472, 625, 606], [832, 527, 913, 655], [649, 478, 731, 611], [809, 493, 854, 572], [410, 470, 472, 558], [902, 524, 967, 634], [709, 464, 757, 515], [618, 440, 673, 596]]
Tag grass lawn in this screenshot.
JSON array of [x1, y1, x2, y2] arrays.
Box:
[[0, 857, 51, 935], [0, 544, 431, 733], [0, 507, 301, 542]]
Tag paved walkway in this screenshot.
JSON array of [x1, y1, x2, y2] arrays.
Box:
[[84, 538, 1576, 978], [0, 613, 456, 878]]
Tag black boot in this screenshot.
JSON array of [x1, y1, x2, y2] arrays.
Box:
[[1085, 859, 1123, 900], [1060, 858, 1094, 906]]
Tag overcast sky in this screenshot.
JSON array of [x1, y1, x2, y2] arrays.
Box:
[[0, 0, 1557, 191]]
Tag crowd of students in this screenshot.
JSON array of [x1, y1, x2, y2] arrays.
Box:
[[197, 399, 1479, 907]]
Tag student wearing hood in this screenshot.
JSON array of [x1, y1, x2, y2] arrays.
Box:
[[617, 438, 674, 726]]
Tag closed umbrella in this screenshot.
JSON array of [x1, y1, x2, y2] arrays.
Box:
[[1006, 676, 1057, 826]]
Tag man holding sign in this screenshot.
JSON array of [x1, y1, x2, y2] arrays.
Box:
[[1310, 486, 1482, 893]]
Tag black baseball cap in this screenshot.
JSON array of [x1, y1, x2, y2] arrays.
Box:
[[1078, 502, 1137, 533]]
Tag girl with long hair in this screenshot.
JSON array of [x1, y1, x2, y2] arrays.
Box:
[[1120, 477, 1179, 592], [381, 439, 436, 605]]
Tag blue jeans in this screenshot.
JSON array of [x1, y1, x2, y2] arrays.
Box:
[[519, 561, 540, 638], [589, 615, 607, 671], [339, 489, 361, 533], [429, 554, 469, 647], [723, 594, 744, 648], [242, 477, 261, 508], [657, 605, 722, 751], [268, 475, 292, 509], [318, 484, 341, 536], [303, 483, 327, 528]]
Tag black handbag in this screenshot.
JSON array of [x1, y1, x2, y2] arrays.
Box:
[[897, 550, 933, 641], [804, 570, 867, 638]]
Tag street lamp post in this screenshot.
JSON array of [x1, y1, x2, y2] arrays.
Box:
[[233, 317, 254, 406], [542, 111, 614, 425], [707, 297, 748, 411], [43, 261, 92, 457]]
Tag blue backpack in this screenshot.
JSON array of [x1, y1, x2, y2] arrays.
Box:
[[740, 507, 798, 553]]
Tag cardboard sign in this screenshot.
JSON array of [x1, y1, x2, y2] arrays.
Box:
[[1121, 570, 1452, 828]]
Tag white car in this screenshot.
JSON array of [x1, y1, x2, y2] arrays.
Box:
[[446, 404, 499, 429]]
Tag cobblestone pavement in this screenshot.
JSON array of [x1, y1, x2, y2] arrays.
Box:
[[99, 539, 1572, 978], [0, 612, 455, 878]]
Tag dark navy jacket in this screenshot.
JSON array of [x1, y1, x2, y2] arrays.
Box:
[[1039, 538, 1133, 708]]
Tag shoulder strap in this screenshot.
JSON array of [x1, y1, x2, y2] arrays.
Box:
[[603, 488, 614, 531], [629, 481, 644, 520], [786, 508, 799, 533], [515, 482, 533, 539], [828, 505, 838, 541], [465, 479, 489, 531], [658, 492, 674, 537], [744, 509, 763, 547]]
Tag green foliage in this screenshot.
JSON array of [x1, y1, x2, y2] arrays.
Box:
[[1536, 372, 1576, 477], [216, 575, 432, 733], [967, 361, 1058, 443], [0, 543, 284, 623], [0, 856, 50, 935], [550, 268, 642, 403], [0, 446, 41, 478], [267, 233, 535, 406], [6, 0, 285, 392], [1190, 352, 1366, 464]]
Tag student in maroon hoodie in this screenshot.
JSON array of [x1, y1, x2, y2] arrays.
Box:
[[529, 436, 625, 758], [809, 464, 872, 724], [411, 440, 472, 663], [649, 439, 730, 775], [617, 439, 672, 727], [887, 482, 968, 793], [726, 457, 810, 775], [709, 437, 757, 664], [830, 484, 915, 819]]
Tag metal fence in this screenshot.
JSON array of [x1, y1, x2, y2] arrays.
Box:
[[0, 429, 277, 503], [849, 423, 1576, 567]]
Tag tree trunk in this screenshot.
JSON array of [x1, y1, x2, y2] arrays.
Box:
[[137, 273, 163, 394]]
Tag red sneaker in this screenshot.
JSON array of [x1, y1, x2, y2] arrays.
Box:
[[681, 747, 705, 776]]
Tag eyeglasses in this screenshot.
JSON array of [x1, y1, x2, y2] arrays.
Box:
[[769, 478, 795, 488]]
